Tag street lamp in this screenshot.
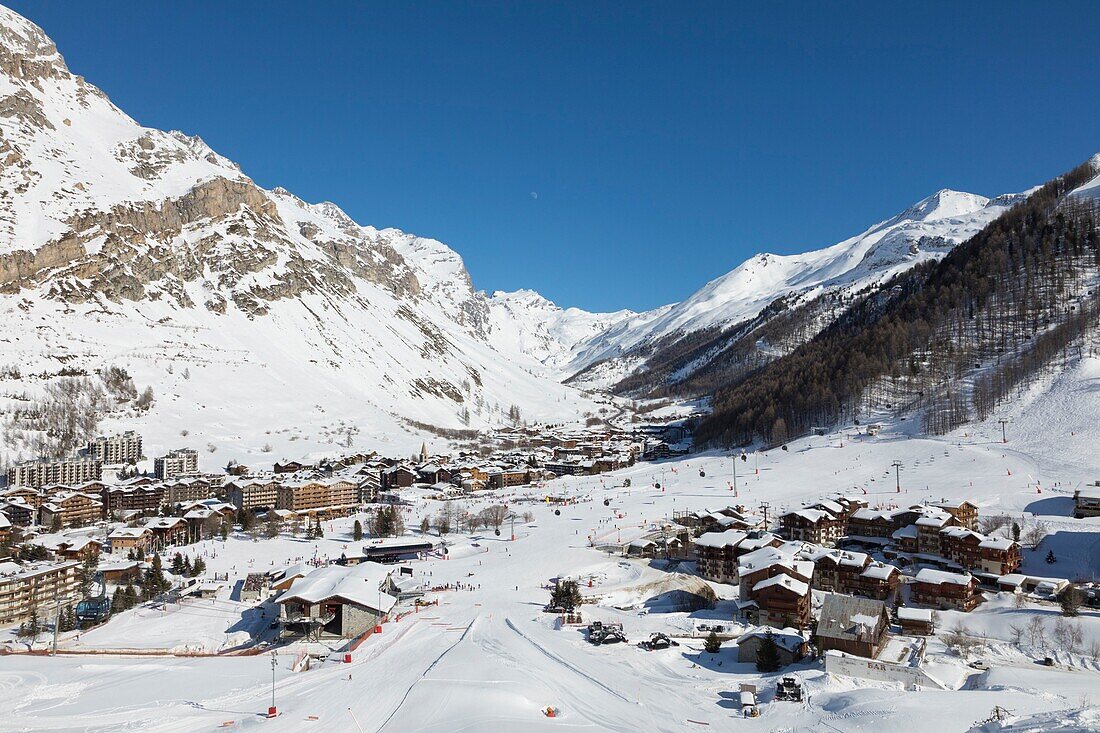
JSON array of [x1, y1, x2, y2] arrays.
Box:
[[268, 650, 278, 717]]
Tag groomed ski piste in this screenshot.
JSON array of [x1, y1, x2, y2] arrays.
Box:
[[3, 360, 1100, 732]]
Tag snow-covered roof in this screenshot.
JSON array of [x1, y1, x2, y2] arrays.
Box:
[[897, 607, 933, 622], [277, 562, 397, 613], [914, 568, 973, 586], [751, 574, 809, 596], [736, 626, 806, 652], [860, 562, 897, 580], [978, 536, 1016, 550], [694, 529, 748, 549]]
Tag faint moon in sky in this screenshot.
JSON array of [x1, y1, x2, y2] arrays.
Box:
[[530, 191, 538, 200]]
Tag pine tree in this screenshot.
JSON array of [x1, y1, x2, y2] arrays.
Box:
[[143, 554, 168, 599], [353, 520, 363, 541], [192, 557, 207, 576], [111, 586, 123, 612], [78, 552, 98, 598], [755, 630, 782, 672], [1046, 549, 1057, 564], [182, 556, 193, 576], [704, 630, 721, 654], [171, 553, 185, 576], [313, 518, 324, 538], [123, 583, 138, 610]]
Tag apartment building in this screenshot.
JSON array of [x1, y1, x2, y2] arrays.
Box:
[[154, 448, 199, 480], [87, 431, 143, 465], [226, 478, 280, 512], [0, 560, 80, 626], [276, 478, 357, 515], [39, 491, 103, 528], [6, 458, 102, 489]]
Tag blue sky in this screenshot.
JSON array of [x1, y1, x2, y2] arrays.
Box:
[[8, 1, 1099, 312]]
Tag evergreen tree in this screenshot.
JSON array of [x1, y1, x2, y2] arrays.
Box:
[[1011, 522, 1021, 542], [78, 552, 98, 598], [192, 557, 207, 576], [313, 518, 323, 538], [1058, 587, 1081, 617], [111, 586, 123, 612], [353, 520, 363, 541], [755, 630, 782, 672], [182, 556, 193, 576], [1046, 549, 1057, 564], [420, 517, 430, 534], [704, 630, 721, 654], [549, 580, 583, 611], [264, 516, 282, 539], [171, 553, 185, 576], [143, 554, 168, 599], [123, 583, 138, 610]]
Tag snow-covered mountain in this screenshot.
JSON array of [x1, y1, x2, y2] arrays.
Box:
[[563, 186, 1033, 390], [0, 5, 627, 464], [1, 4, 1094, 463]]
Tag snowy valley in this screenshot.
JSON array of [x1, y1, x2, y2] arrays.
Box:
[[2, 4, 1100, 733]]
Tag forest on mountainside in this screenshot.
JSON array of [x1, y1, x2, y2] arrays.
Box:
[[695, 158, 1100, 448]]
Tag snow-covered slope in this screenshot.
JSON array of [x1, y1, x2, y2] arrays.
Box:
[[487, 289, 635, 374], [565, 187, 1031, 385], [0, 4, 620, 463]]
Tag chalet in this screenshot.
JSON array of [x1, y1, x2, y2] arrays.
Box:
[[897, 606, 935, 636], [165, 478, 218, 505], [932, 500, 979, 530], [910, 568, 982, 611], [780, 507, 843, 546], [145, 516, 189, 550], [108, 527, 153, 556], [415, 464, 452, 485], [694, 530, 783, 584], [749, 574, 812, 629], [1073, 485, 1100, 519], [890, 524, 918, 553], [380, 466, 416, 491], [29, 535, 101, 562], [816, 593, 890, 659], [940, 528, 1021, 575], [99, 559, 143, 584], [0, 511, 9, 543], [736, 627, 807, 668], [276, 562, 399, 640], [914, 509, 954, 555], [846, 508, 894, 539], [0, 486, 44, 510], [39, 491, 103, 528], [0, 499, 35, 526], [101, 484, 163, 516], [852, 561, 901, 601], [274, 461, 308, 474], [487, 468, 530, 489]]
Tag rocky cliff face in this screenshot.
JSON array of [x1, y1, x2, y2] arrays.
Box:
[[0, 5, 624, 463]]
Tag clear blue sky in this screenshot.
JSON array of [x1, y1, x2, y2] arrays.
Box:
[[8, 1, 1099, 312]]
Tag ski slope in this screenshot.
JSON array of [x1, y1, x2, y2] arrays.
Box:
[[4, 399, 1100, 731]]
